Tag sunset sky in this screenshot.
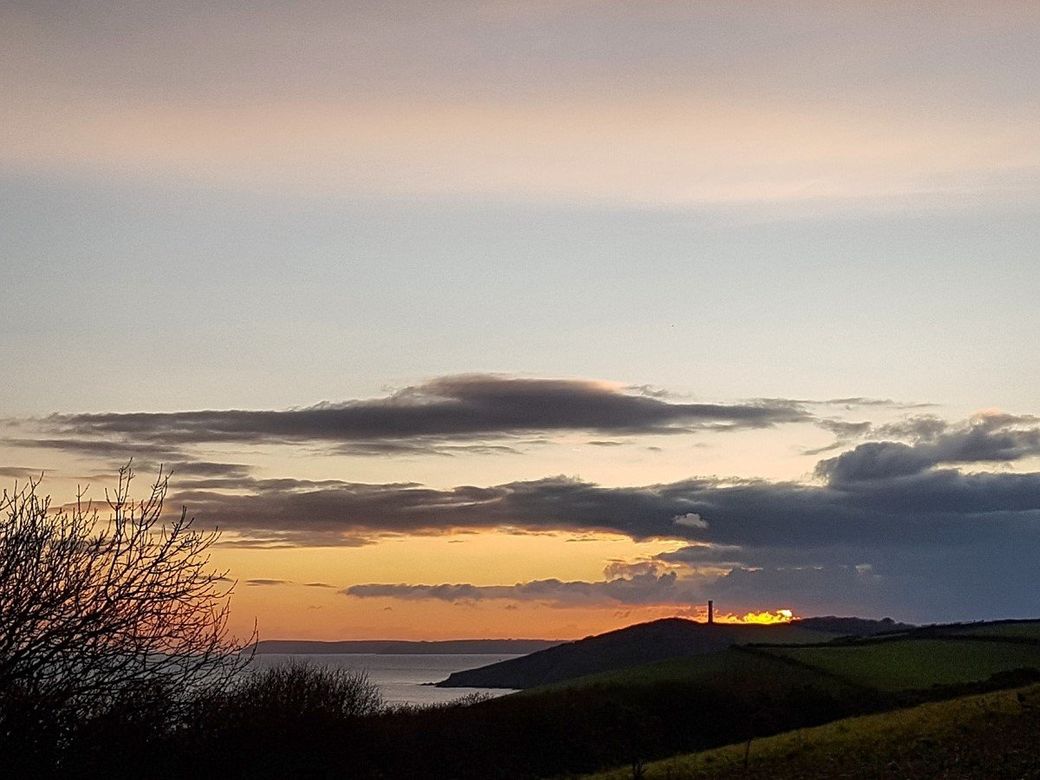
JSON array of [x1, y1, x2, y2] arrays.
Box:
[[3, 2, 1040, 640]]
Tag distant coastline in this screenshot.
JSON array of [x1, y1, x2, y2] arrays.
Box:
[[251, 639, 563, 655]]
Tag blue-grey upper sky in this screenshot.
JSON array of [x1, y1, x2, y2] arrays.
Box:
[[2, 2, 1040, 632], [3, 1, 1039, 414]]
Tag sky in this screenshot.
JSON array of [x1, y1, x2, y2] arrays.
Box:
[[2, 1, 1039, 640]]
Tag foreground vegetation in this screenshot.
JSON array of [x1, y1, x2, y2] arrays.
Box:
[[46, 634, 1040, 778], [589, 682, 1040, 779], [6, 621, 1040, 777], [8, 632, 1040, 777]]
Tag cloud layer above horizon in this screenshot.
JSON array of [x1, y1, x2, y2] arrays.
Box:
[[8, 377, 1037, 623]]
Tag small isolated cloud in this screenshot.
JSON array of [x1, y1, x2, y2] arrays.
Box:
[[815, 397, 935, 410], [602, 560, 664, 580], [673, 512, 708, 529], [656, 544, 746, 565], [166, 461, 254, 479], [803, 419, 875, 455], [245, 578, 291, 587]]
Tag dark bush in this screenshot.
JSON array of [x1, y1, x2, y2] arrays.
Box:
[[221, 660, 384, 724], [175, 661, 385, 779]]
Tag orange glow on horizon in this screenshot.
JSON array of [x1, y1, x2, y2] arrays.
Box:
[[714, 609, 796, 625]]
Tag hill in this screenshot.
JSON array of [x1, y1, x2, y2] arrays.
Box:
[[526, 644, 854, 695], [547, 620, 1040, 695], [530, 625, 1040, 695], [436, 618, 830, 689], [791, 615, 913, 636], [942, 618, 1040, 641], [588, 682, 1040, 779]]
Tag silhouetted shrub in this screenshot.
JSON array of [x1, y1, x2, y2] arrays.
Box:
[[175, 661, 385, 778], [221, 660, 384, 724]]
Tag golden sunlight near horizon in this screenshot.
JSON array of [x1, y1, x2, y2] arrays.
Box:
[[722, 609, 796, 625]]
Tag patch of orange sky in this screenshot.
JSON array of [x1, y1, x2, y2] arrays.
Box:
[[211, 531, 800, 640]]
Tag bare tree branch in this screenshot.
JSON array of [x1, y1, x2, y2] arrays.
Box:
[[0, 462, 255, 754]]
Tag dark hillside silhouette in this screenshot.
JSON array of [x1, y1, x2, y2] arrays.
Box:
[[437, 617, 829, 689]]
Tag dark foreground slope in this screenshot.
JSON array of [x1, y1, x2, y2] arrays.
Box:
[[180, 632, 1039, 779], [77, 620, 1040, 779], [437, 618, 830, 688], [589, 683, 1040, 779]]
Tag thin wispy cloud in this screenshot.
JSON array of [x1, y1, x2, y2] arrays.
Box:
[[0, 466, 46, 479], [345, 571, 697, 608]]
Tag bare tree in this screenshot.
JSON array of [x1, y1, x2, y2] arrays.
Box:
[[0, 462, 253, 756]]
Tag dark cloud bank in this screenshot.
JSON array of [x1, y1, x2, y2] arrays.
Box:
[[24, 375, 808, 456], [8, 379, 1039, 622], [165, 411, 1040, 623]]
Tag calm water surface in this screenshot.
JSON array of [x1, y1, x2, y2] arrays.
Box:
[[250, 653, 520, 707]]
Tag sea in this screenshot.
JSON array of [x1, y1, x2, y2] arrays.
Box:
[[249, 653, 521, 707]]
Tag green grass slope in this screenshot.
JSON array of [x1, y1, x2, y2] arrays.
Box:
[[528, 646, 848, 695], [945, 619, 1040, 641], [764, 638, 1040, 691], [588, 683, 1040, 779], [530, 626, 1040, 696]]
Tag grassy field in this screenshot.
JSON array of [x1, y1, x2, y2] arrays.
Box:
[[946, 620, 1040, 641], [763, 638, 1040, 691], [514, 623, 1040, 778], [588, 683, 1040, 779], [536, 632, 1040, 696], [528, 646, 848, 695]]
